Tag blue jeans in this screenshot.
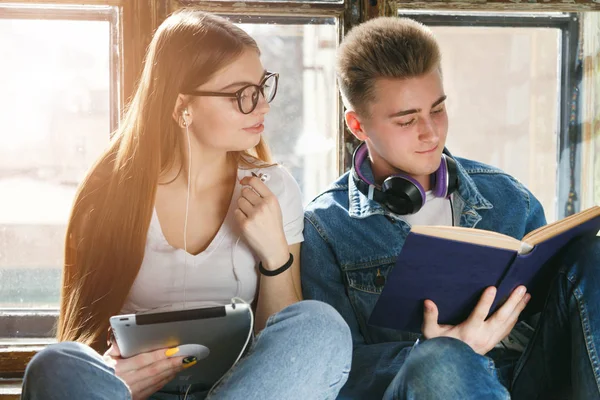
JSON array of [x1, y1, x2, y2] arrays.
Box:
[[382, 235, 600, 400], [21, 300, 352, 400]]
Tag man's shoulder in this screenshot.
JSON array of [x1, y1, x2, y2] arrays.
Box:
[[305, 172, 349, 207], [456, 156, 529, 193], [304, 172, 352, 223], [455, 156, 504, 175], [454, 156, 538, 218]]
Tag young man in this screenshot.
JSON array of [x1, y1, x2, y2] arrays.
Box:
[[301, 17, 600, 400]]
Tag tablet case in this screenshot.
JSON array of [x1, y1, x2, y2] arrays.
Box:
[[110, 303, 251, 388]]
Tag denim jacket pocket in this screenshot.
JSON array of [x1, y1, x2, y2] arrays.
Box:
[[345, 262, 421, 343], [346, 263, 392, 295]]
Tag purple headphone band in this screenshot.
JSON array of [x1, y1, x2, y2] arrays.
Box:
[[352, 142, 455, 213]]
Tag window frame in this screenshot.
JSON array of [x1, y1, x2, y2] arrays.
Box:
[[180, 0, 354, 174], [397, 10, 581, 220], [0, 0, 599, 389], [0, 0, 356, 382], [0, 3, 122, 131], [0, 2, 121, 381]]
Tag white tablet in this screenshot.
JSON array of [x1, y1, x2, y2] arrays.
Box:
[[109, 302, 252, 388]]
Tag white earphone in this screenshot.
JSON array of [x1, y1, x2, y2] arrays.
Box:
[[182, 109, 190, 127], [182, 108, 192, 309]]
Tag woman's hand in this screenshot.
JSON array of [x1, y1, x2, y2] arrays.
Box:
[[421, 285, 531, 355], [235, 175, 289, 270], [103, 342, 195, 400]]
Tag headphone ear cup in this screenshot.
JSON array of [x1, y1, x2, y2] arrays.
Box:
[[432, 155, 449, 198], [432, 154, 460, 198], [445, 155, 460, 196], [381, 176, 426, 215]]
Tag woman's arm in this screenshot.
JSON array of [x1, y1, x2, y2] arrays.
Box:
[[234, 173, 303, 331], [254, 242, 302, 330]]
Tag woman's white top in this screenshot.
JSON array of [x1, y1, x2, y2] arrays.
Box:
[[120, 164, 304, 314]]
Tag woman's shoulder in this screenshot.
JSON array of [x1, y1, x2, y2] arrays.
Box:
[[238, 162, 301, 203], [257, 163, 296, 184]]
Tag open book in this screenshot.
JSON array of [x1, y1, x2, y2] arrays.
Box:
[[368, 206, 600, 333]]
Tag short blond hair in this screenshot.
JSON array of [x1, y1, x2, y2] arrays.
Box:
[[337, 17, 441, 117]]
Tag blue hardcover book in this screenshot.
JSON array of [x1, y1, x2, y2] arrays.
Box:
[[368, 206, 600, 333]]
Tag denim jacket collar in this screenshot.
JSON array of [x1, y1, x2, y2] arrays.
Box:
[[348, 149, 493, 221]]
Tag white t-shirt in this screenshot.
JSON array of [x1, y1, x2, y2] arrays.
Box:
[[120, 164, 304, 314], [399, 191, 454, 227]]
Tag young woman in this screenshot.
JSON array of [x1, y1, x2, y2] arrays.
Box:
[[22, 9, 351, 400]]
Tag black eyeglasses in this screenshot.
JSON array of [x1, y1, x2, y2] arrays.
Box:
[[182, 72, 279, 115]]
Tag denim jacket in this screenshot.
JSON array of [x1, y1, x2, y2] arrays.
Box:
[[301, 154, 547, 399]]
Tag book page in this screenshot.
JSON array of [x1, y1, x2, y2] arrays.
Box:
[[410, 225, 522, 251], [523, 206, 600, 246], [518, 242, 534, 255]]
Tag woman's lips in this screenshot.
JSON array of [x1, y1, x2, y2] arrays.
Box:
[[243, 122, 264, 134]]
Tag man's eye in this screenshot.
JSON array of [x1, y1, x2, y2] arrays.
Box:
[[397, 119, 415, 127]]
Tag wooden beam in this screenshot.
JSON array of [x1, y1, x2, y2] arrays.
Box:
[[581, 12, 600, 208], [0, 3, 115, 20], [0, 380, 21, 400], [177, 0, 344, 17], [0, 0, 121, 5], [0, 345, 46, 377], [121, 0, 172, 108]]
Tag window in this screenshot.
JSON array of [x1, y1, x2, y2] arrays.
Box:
[[0, 2, 348, 349], [0, 4, 119, 339], [235, 19, 339, 204], [2, 1, 599, 390], [399, 10, 580, 222]]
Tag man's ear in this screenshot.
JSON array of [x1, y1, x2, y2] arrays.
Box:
[[345, 110, 368, 141]]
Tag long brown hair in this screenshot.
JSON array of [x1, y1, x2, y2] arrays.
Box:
[[57, 9, 271, 352]]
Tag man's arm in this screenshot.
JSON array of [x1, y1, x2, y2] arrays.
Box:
[[421, 186, 546, 355], [301, 215, 411, 398], [524, 189, 547, 235]]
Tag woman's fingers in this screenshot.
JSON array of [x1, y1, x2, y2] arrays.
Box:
[[114, 347, 175, 375], [241, 186, 262, 206], [126, 358, 183, 396], [237, 196, 255, 217], [239, 175, 271, 198], [121, 356, 185, 394]]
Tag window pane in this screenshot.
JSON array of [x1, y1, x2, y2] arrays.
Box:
[[0, 19, 111, 311], [236, 20, 339, 205], [431, 26, 560, 222]]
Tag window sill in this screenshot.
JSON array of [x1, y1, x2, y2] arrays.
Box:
[[0, 379, 21, 400], [0, 341, 54, 378]]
